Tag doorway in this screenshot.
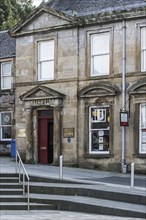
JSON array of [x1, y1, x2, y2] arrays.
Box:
[[38, 110, 53, 164]]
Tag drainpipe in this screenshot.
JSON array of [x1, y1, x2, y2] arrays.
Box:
[[76, 26, 79, 166], [121, 20, 126, 173]]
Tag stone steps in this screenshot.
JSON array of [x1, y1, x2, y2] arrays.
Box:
[[0, 177, 19, 183], [29, 181, 146, 205], [0, 202, 57, 211], [0, 173, 145, 218], [0, 188, 23, 195], [29, 193, 146, 218], [0, 183, 22, 189], [0, 173, 57, 211]]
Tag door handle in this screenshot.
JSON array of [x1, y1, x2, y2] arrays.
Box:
[[40, 146, 47, 150]]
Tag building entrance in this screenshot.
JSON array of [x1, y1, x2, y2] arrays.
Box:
[[38, 110, 53, 164]]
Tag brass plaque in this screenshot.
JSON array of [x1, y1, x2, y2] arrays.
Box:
[[63, 128, 74, 138], [17, 129, 26, 137]]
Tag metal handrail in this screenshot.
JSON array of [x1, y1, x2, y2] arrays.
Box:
[[15, 150, 30, 210]]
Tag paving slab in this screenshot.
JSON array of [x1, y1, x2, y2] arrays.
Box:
[[0, 210, 144, 220]]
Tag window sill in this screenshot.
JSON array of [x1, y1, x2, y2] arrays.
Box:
[[133, 153, 146, 158], [89, 75, 109, 79], [0, 140, 10, 144], [84, 153, 114, 159], [1, 88, 12, 91]]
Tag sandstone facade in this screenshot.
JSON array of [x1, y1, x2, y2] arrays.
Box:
[[9, 1, 146, 172]]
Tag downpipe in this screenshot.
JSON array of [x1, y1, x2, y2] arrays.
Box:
[[121, 20, 127, 174]]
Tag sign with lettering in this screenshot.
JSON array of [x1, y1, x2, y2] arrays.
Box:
[[63, 128, 75, 138], [26, 99, 59, 107], [120, 111, 129, 126]]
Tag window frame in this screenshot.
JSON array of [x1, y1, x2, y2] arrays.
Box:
[[37, 40, 55, 81], [1, 61, 12, 90], [141, 27, 146, 72], [0, 111, 12, 141], [89, 106, 110, 154], [90, 32, 110, 76], [139, 103, 146, 154]]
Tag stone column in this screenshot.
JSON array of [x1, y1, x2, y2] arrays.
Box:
[[25, 107, 33, 163]]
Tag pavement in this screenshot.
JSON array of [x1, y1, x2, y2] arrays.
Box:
[[0, 156, 146, 220], [0, 210, 144, 220]]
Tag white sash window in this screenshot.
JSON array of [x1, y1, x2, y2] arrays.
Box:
[[91, 32, 110, 76], [38, 40, 54, 80], [1, 62, 12, 89], [141, 27, 146, 72], [139, 103, 146, 154]]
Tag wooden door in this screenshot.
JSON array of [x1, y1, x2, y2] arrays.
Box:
[[38, 110, 54, 164]]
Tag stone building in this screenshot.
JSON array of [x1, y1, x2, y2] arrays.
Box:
[[0, 31, 16, 155], [10, 0, 146, 172]]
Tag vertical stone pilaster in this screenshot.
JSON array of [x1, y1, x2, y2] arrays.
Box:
[[25, 107, 33, 163]]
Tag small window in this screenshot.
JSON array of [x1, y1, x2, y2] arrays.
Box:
[[0, 112, 12, 140], [139, 103, 146, 154], [1, 62, 12, 89], [38, 40, 54, 81], [141, 27, 146, 72], [89, 106, 110, 154], [91, 32, 110, 76]]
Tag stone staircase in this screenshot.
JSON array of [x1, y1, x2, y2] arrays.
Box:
[[0, 173, 146, 218], [0, 173, 56, 210]]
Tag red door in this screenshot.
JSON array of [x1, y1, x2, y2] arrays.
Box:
[[38, 110, 53, 164], [38, 118, 48, 164]]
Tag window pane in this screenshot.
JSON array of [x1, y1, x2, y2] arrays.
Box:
[[89, 106, 110, 153], [2, 127, 11, 139], [92, 33, 109, 55], [40, 61, 54, 80], [91, 107, 110, 129], [140, 128, 146, 153], [1, 112, 11, 125], [38, 110, 53, 117], [141, 50, 146, 71], [93, 54, 109, 75], [139, 104, 146, 153], [2, 63, 11, 76], [91, 130, 109, 152], [141, 143, 146, 152], [141, 104, 146, 128], [2, 76, 11, 89], [39, 41, 54, 61], [141, 27, 146, 50]]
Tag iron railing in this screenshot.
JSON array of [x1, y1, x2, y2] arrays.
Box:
[[15, 150, 30, 210]]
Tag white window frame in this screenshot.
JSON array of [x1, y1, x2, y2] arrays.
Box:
[[38, 40, 54, 81], [91, 32, 110, 76], [1, 62, 12, 90], [89, 106, 110, 154], [141, 27, 146, 72], [139, 103, 146, 154], [0, 111, 12, 141]]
